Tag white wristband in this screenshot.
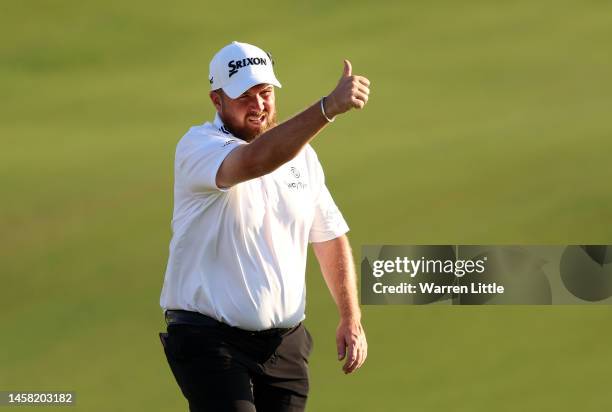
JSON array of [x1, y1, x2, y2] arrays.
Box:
[[320, 97, 335, 123]]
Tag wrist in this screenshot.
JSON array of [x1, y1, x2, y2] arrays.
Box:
[[323, 95, 339, 120], [339, 310, 361, 323]]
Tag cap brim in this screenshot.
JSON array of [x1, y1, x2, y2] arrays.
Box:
[[223, 72, 282, 99]]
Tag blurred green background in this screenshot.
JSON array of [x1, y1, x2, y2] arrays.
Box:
[[2, 0, 612, 410]]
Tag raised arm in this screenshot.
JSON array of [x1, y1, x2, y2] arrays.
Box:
[[216, 60, 371, 189]]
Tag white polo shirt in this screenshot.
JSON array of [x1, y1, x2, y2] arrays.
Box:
[[160, 114, 349, 331]]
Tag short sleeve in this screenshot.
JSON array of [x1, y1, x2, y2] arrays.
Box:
[[304, 145, 349, 243], [175, 131, 246, 193], [309, 184, 350, 243]]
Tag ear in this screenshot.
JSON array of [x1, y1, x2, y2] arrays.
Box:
[[209, 91, 223, 112]]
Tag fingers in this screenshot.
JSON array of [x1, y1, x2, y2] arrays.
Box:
[[351, 91, 368, 109], [337, 336, 346, 361], [343, 341, 357, 373], [343, 337, 366, 374], [342, 59, 352, 78], [358, 336, 368, 370], [340, 331, 368, 374], [349, 77, 370, 109], [357, 84, 370, 96], [347, 81, 369, 110], [357, 76, 370, 87], [351, 97, 365, 109]]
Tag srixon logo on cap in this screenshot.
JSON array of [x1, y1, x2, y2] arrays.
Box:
[[228, 57, 267, 77]]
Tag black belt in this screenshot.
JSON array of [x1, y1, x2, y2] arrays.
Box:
[[165, 309, 296, 337]]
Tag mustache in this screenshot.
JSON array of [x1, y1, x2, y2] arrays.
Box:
[[247, 111, 267, 118]]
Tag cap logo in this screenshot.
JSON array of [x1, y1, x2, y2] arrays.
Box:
[[228, 57, 267, 78]]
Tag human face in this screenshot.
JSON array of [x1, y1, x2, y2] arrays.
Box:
[[212, 84, 277, 142]]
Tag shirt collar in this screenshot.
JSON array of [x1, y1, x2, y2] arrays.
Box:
[[213, 112, 232, 136]]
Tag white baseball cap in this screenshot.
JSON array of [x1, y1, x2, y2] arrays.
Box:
[[209, 41, 282, 99]]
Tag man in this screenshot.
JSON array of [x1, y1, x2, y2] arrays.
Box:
[[159, 41, 370, 412]]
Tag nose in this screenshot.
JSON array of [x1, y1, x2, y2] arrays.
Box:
[[251, 94, 265, 112]]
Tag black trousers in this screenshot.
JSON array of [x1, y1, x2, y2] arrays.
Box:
[[160, 313, 313, 412]]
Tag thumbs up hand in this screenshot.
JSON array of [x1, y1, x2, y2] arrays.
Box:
[[324, 59, 371, 119]]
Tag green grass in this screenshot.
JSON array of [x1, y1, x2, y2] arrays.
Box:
[[2, 0, 612, 410]]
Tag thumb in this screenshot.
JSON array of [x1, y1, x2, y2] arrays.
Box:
[[342, 59, 352, 78], [337, 336, 346, 360]]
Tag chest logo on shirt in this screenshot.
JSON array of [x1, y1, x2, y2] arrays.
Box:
[[285, 167, 308, 191]]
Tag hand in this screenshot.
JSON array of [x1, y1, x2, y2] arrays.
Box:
[[324, 60, 371, 118], [336, 317, 367, 374]]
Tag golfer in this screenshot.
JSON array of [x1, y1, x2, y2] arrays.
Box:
[[159, 41, 370, 412]]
